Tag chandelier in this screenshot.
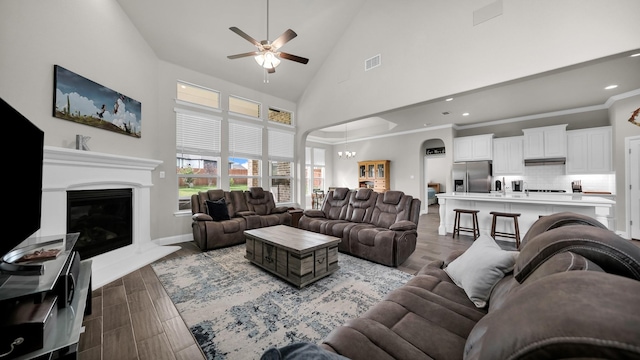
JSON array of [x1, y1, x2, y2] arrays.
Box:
[[338, 124, 356, 159]]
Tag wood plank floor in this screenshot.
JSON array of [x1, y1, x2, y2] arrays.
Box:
[[73, 204, 510, 359]]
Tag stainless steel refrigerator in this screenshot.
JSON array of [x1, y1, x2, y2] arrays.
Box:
[[452, 161, 492, 193]]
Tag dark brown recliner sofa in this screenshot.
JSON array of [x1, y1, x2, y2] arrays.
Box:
[[191, 187, 291, 251], [298, 188, 421, 267], [319, 212, 640, 359]]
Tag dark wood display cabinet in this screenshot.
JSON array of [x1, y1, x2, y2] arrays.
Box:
[[0, 233, 92, 360]]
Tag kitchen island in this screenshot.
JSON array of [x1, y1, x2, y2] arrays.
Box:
[[436, 192, 615, 243]]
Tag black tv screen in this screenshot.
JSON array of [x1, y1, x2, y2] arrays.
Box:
[[1, 97, 44, 257]]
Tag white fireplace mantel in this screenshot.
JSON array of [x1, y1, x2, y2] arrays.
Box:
[[40, 146, 179, 288]]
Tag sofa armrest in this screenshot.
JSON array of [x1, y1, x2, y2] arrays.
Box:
[[192, 213, 213, 221], [444, 250, 466, 267], [271, 206, 289, 214], [389, 220, 416, 231], [302, 209, 326, 218]]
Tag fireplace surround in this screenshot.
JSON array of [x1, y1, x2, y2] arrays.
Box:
[[41, 146, 179, 288]]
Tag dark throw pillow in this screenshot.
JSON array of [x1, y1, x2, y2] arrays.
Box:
[[206, 198, 230, 221]]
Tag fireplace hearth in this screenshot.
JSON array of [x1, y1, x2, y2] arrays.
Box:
[[67, 188, 133, 260]]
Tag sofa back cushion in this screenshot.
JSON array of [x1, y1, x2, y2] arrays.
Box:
[[345, 188, 377, 223], [465, 271, 640, 360], [192, 189, 225, 215], [321, 187, 351, 220], [244, 187, 276, 215], [487, 251, 604, 313], [514, 225, 640, 283], [228, 190, 247, 217], [520, 211, 608, 248], [368, 191, 412, 228]]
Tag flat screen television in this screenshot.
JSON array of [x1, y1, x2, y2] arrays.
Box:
[[0, 97, 44, 273]]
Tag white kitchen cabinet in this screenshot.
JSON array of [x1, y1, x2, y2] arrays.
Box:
[[566, 126, 612, 174], [522, 124, 567, 159], [493, 136, 524, 175], [453, 134, 493, 162]]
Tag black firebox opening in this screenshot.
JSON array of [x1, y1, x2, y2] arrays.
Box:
[[67, 188, 133, 260]]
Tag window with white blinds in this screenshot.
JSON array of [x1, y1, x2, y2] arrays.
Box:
[[175, 109, 221, 156], [268, 129, 294, 160], [313, 148, 325, 166], [229, 120, 262, 158]]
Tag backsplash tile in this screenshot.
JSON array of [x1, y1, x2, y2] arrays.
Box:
[[494, 165, 615, 193]]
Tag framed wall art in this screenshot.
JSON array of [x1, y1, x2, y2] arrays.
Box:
[[53, 65, 141, 138]]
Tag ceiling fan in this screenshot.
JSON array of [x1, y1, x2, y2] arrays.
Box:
[[227, 0, 309, 75]]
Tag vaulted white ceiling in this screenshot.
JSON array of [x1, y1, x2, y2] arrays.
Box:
[[116, 1, 640, 141]]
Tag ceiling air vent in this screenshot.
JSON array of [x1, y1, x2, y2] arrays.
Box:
[[365, 54, 381, 71]]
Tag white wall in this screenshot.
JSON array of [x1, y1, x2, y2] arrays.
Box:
[[610, 94, 640, 229], [296, 0, 640, 205], [0, 1, 158, 159]]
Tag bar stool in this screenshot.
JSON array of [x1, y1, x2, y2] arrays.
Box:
[[490, 211, 522, 249], [453, 209, 480, 239]]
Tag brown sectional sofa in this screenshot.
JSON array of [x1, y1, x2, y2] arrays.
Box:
[[190, 187, 291, 251], [298, 187, 421, 267], [319, 212, 640, 359]]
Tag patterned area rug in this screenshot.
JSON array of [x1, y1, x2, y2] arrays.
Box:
[[151, 244, 414, 360]]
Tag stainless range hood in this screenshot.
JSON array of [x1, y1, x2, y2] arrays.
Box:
[[524, 157, 566, 166]]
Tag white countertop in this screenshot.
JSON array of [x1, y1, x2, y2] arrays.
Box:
[[436, 192, 615, 207]]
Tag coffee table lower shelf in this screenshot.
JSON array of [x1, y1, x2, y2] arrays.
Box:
[[245, 230, 340, 288]]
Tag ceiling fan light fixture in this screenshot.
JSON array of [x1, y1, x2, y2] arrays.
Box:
[[255, 51, 281, 69]]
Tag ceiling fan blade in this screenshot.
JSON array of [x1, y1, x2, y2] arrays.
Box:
[[279, 52, 309, 65], [227, 51, 260, 59], [271, 29, 297, 49], [229, 27, 261, 47]]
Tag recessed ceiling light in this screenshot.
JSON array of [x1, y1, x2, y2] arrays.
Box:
[[604, 85, 618, 90], [462, 112, 470, 116], [445, 98, 453, 102], [630, 53, 640, 57]]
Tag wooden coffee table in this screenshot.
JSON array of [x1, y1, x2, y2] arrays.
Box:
[[244, 225, 341, 288]]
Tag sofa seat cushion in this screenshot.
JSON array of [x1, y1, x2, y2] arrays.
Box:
[[324, 221, 372, 253], [465, 271, 640, 360], [322, 274, 486, 360], [218, 217, 244, 233], [444, 235, 518, 308]]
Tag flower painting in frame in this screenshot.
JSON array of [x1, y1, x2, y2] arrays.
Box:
[[53, 65, 141, 138]]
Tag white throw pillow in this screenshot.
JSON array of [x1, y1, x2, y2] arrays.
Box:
[[444, 234, 519, 308]]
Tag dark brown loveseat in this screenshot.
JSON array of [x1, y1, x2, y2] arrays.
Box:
[[298, 188, 421, 267], [319, 212, 640, 359], [191, 187, 291, 251]]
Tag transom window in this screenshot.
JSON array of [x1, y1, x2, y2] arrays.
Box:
[[268, 107, 293, 126], [177, 81, 220, 109], [229, 95, 260, 118]]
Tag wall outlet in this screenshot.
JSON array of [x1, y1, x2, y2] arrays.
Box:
[[159, 171, 165, 179]]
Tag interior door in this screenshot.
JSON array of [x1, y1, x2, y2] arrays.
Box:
[[630, 138, 640, 240]]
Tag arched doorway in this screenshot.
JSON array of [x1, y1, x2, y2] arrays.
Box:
[[422, 138, 446, 214]]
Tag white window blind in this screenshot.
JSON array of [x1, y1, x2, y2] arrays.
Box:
[[305, 147, 311, 165], [268, 129, 294, 160], [229, 120, 262, 158], [176, 109, 221, 156], [314, 148, 326, 166]]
